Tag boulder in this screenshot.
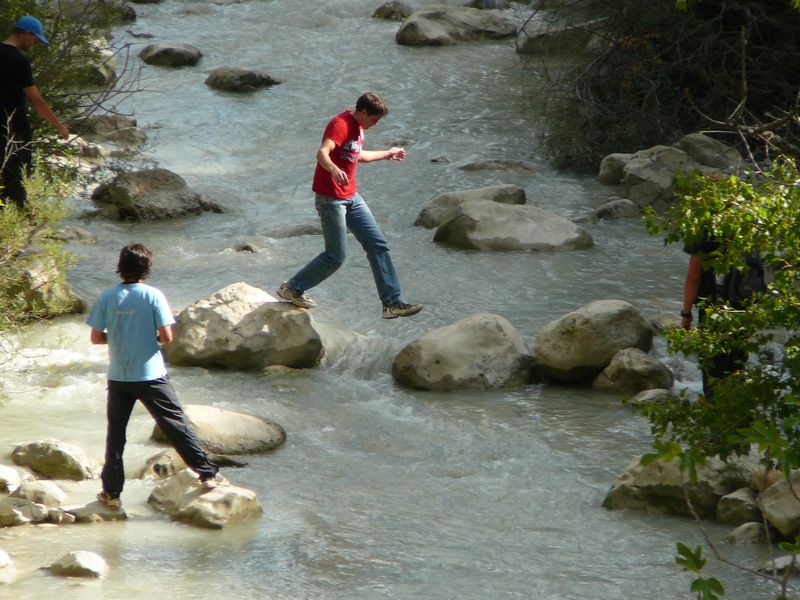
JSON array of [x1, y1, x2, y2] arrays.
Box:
[[138, 448, 187, 480], [392, 312, 537, 390], [591, 348, 674, 394], [534, 300, 654, 382], [10, 481, 68, 508], [757, 555, 800, 576], [602, 453, 760, 518], [205, 66, 282, 92], [91, 168, 224, 220], [148, 470, 262, 529], [49, 551, 109, 578], [151, 404, 286, 454], [598, 153, 632, 184], [139, 42, 202, 67], [396, 6, 516, 46], [51, 225, 97, 245], [373, 0, 414, 20], [433, 200, 593, 251], [67, 501, 127, 523], [757, 472, 800, 537], [674, 133, 743, 171], [415, 184, 526, 229], [751, 466, 784, 492], [11, 439, 98, 480], [7, 250, 84, 317], [716, 487, 761, 525], [163, 282, 324, 369], [622, 145, 714, 211], [0, 497, 48, 527], [69, 114, 147, 148]]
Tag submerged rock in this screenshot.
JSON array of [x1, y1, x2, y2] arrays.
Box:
[[49, 551, 109, 578], [415, 184, 526, 229], [205, 66, 282, 92], [139, 42, 202, 67], [591, 347, 673, 394]]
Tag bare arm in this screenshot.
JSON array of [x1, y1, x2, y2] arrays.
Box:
[[23, 85, 69, 139], [681, 254, 703, 329], [90, 329, 107, 345], [157, 324, 174, 344], [359, 147, 406, 163], [316, 137, 349, 186]]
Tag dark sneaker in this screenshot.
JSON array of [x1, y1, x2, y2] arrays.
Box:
[[96, 491, 122, 510], [276, 282, 316, 309], [382, 302, 423, 319], [200, 473, 230, 490]]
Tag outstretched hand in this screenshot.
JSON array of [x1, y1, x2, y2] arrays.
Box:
[[386, 147, 406, 161]]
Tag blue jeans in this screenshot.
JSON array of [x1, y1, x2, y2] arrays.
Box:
[[288, 193, 402, 306]]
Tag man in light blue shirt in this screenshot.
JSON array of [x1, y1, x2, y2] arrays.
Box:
[[87, 243, 225, 509]]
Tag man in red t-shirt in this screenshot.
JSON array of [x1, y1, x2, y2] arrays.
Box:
[[277, 92, 422, 319]]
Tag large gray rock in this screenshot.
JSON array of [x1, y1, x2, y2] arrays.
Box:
[[717, 487, 761, 525], [598, 153, 632, 184], [415, 184, 526, 229], [535, 300, 654, 382], [622, 145, 714, 211], [11, 439, 98, 480], [49, 551, 109, 578], [91, 168, 224, 220], [517, 18, 605, 55], [757, 472, 800, 537], [163, 282, 324, 369], [10, 481, 68, 508], [724, 522, 768, 544], [151, 404, 286, 454], [7, 250, 84, 317], [392, 312, 537, 390], [593, 197, 640, 220], [603, 453, 760, 518], [674, 132, 743, 171], [0, 497, 48, 527], [433, 200, 592, 251], [205, 66, 282, 92], [591, 347, 674, 394], [139, 42, 202, 67], [67, 501, 127, 523], [148, 470, 262, 528], [396, 6, 516, 46]]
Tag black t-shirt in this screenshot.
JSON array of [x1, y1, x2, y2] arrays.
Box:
[[0, 42, 34, 141], [684, 234, 719, 304]]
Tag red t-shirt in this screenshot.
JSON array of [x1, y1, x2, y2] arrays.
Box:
[[312, 110, 363, 199]]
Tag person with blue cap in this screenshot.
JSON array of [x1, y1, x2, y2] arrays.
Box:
[[1, 15, 69, 209]]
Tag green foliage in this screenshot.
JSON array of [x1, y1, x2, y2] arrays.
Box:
[[0, 160, 74, 331], [644, 160, 800, 599], [676, 543, 725, 599]]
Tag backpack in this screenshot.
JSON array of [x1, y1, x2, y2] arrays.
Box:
[[716, 253, 767, 309]]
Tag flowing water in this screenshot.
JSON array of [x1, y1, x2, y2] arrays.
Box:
[[0, 0, 786, 598]]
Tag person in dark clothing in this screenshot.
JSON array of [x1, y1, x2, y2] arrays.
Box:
[[87, 244, 227, 510], [1, 16, 69, 209], [680, 236, 748, 397]]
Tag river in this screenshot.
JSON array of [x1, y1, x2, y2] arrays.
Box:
[[0, 0, 783, 598]]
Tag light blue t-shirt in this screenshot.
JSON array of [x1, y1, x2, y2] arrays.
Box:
[[86, 283, 175, 382]]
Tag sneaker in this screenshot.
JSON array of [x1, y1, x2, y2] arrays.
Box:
[[276, 282, 317, 309], [200, 473, 230, 490], [382, 302, 423, 319], [96, 491, 122, 510]]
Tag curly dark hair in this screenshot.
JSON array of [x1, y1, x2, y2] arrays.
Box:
[[116, 243, 153, 282]]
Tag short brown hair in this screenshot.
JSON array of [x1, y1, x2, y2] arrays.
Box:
[[116, 243, 153, 282], [355, 92, 388, 117]]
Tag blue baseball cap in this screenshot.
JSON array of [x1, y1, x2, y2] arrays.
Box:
[[15, 16, 49, 44]]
